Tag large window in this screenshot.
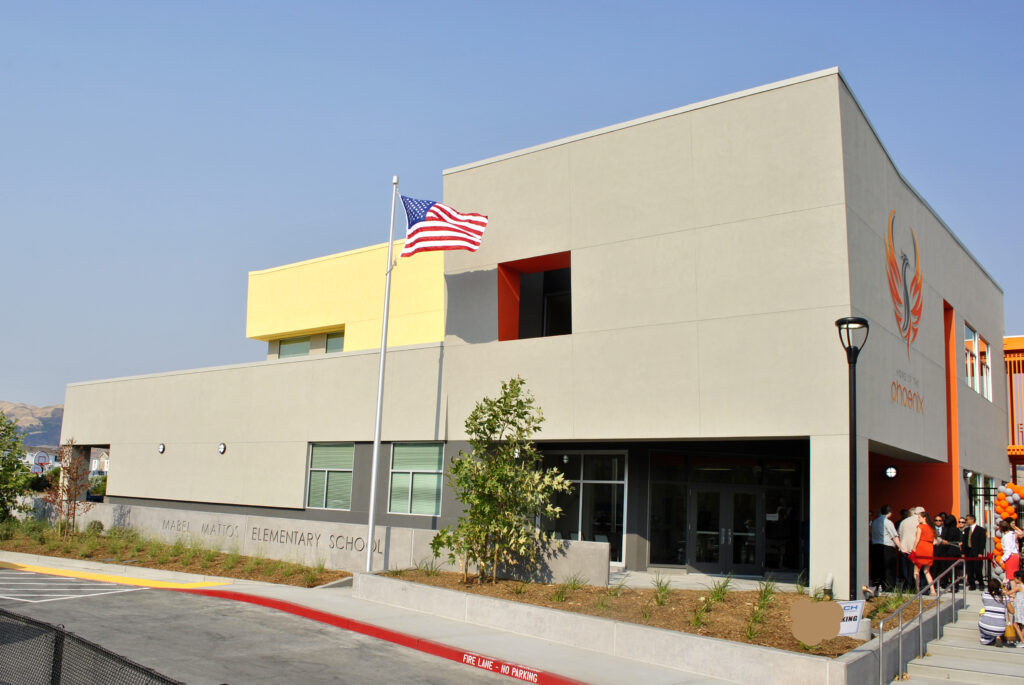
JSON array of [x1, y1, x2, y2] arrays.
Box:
[[964, 323, 992, 400], [307, 443, 354, 510], [542, 452, 625, 564], [279, 336, 311, 358], [389, 443, 443, 516]]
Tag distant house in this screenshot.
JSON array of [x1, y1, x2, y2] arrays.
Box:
[[89, 450, 109, 477]]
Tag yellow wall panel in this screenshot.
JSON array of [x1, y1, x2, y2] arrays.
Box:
[[246, 241, 445, 350]]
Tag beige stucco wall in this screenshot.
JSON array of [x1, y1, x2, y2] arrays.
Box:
[[442, 71, 853, 443], [837, 81, 1007, 479], [61, 344, 445, 508]]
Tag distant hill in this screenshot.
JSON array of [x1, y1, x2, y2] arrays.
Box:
[[0, 401, 63, 449]]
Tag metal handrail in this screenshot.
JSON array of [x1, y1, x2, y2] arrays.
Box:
[[876, 558, 966, 684]]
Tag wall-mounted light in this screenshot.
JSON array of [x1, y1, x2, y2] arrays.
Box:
[[562, 455, 569, 464], [884, 466, 897, 479], [218, 443, 227, 455], [157, 443, 165, 454]]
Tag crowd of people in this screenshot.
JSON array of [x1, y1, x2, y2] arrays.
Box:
[[868, 504, 1024, 648]]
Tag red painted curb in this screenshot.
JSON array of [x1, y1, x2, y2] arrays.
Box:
[[168, 588, 588, 685]]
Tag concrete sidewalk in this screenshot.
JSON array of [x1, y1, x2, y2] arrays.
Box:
[[0, 551, 732, 685]]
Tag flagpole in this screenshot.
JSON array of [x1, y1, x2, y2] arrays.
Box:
[[366, 175, 399, 573]]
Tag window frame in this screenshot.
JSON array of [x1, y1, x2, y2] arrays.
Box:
[[305, 443, 355, 511], [963, 323, 993, 401], [279, 336, 311, 358], [326, 331, 345, 354], [387, 443, 444, 516]]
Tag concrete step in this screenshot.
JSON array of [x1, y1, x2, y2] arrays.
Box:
[[941, 622, 988, 639], [905, 653, 1024, 684], [896, 676, 987, 685], [930, 639, 1024, 664]]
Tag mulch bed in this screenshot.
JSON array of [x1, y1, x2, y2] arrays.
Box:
[[389, 570, 941, 658], [0, 534, 350, 587]]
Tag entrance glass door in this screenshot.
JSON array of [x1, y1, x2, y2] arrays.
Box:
[[688, 486, 764, 575]]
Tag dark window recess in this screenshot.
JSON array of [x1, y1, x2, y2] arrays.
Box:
[[519, 268, 572, 338]]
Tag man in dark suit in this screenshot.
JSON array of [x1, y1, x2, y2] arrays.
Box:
[[961, 514, 987, 591]]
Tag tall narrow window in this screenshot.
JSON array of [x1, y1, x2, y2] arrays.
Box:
[[389, 443, 443, 515], [326, 331, 345, 354], [964, 324, 978, 391], [307, 443, 354, 510], [963, 323, 993, 402], [979, 336, 991, 400]]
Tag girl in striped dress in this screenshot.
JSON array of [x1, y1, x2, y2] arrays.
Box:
[[978, 578, 1010, 646], [1009, 571, 1024, 647]]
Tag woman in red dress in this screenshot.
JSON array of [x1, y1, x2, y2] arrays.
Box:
[[912, 510, 937, 595]]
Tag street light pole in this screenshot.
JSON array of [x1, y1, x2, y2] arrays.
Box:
[[836, 316, 869, 601]]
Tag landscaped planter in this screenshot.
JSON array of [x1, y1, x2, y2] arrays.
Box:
[[352, 573, 965, 685]]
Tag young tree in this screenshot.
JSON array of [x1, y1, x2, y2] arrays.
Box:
[[431, 376, 572, 583], [0, 411, 32, 521], [41, 439, 94, 538]]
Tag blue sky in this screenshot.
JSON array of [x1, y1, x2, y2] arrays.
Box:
[[2, 2, 1021, 407]]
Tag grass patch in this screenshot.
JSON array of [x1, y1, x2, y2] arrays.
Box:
[[179, 545, 198, 566], [0, 522, 349, 588], [651, 573, 672, 606], [745, 578, 777, 640], [223, 549, 241, 571], [301, 568, 320, 587], [415, 557, 442, 577], [708, 574, 732, 603], [564, 573, 588, 591]]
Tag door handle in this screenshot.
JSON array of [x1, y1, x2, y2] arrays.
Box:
[[727, 529, 733, 545], [720, 528, 726, 545]]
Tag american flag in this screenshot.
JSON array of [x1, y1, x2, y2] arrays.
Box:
[[399, 196, 488, 258]]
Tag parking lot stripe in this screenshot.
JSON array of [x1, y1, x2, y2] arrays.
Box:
[[0, 587, 145, 604], [0, 561, 229, 589]]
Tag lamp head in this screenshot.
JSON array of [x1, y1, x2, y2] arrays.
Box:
[[836, 316, 869, 362]]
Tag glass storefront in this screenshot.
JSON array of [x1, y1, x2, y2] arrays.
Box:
[[648, 448, 807, 576]]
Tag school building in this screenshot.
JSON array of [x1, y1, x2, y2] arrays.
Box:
[[60, 68, 1010, 598]]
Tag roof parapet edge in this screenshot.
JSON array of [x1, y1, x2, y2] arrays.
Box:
[[832, 70, 1002, 294], [442, 67, 840, 175]]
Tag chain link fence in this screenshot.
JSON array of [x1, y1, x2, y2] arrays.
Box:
[[0, 606, 182, 685]]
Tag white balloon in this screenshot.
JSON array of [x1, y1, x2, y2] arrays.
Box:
[[1012, 493, 1021, 504], [999, 486, 1008, 495]]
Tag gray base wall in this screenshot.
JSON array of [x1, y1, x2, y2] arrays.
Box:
[[57, 502, 609, 583]]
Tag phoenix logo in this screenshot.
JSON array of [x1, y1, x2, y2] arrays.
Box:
[[885, 210, 923, 358]]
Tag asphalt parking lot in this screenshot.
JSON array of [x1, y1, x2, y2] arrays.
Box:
[[0, 568, 145, 604], [0, 569, 508, 684]]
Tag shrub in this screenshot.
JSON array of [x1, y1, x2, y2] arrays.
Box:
[[85, 520, 104, 536], [88, 475, 107, 496]]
